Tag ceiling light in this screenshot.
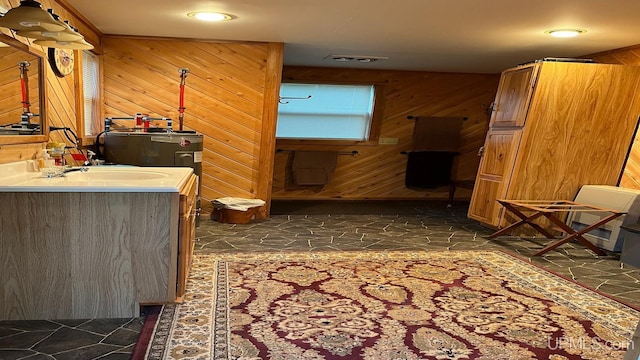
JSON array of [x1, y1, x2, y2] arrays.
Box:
[[34, 37, 94, 50], [546, 29, 586, 38], [17, 16, 83, 41], [187, 12, 233, 22], [0, 0, 65, 32], [18, 28, 82, 41]]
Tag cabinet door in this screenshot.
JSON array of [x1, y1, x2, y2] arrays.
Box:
[[490, 65, 537, 127], [468, 130, 522, 226], [177, 174, 198, 300]]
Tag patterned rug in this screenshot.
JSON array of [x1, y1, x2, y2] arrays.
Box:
[[145, 251, 639, 359]]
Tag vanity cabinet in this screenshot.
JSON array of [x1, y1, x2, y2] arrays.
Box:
[[468, 61, 640, 228], [0, 172, 197, 320]]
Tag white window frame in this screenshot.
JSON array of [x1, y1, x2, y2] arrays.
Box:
[[276, 82, 385, 145], [75, 49, 102, 145]]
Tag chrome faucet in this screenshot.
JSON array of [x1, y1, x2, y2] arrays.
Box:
[[63, 167, 89, 174]]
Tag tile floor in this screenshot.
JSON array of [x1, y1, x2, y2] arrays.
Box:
[[203, 200, 640, 308], [1, 200, 639, 359], [0, 318, 143, 359]]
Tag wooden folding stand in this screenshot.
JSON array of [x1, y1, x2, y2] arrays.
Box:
[[487, 200, 625, 256]]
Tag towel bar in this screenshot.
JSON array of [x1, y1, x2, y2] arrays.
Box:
[[276, 149, 358, 156]]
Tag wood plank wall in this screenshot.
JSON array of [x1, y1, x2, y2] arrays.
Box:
[[101, 37, 282, 212], [587, 46, 640, 190], [272, 66, 500, 200]]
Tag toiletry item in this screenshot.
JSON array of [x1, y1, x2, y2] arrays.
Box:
[[39, 148, 64, 177], [41, 166, 64, 177], [38, 151, 54, 169], [46, 142, 65, 166]]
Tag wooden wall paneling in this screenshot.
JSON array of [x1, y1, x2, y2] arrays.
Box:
[[103, 36, 267, 122], [46, 72, 75, 127], [42, 0, 84, 151], [336, 153, 401, 189], [200, 174, 254, 201], [273, 66, 499, 200], [102, 62, 177, 107], [256, 42, 284, 217], [0, 47, 24, 126], [590, 46, 640, 65], [202, 158, 255, 194], [215, 42, 269, 73], [588, 45, 640, 190], [202, 137, 256, 178], [0, 141, 43, 163], [102, 43, 185, 117], [190, 42, 268, 90], [102, 37, 279, 210], [195, 121, 261, 164], [111, 37, 266, 104], [46, 70, 79, 168]]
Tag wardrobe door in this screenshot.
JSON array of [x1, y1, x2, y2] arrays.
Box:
[[489, 64, 537, 128], [468, 129, 522, 226]]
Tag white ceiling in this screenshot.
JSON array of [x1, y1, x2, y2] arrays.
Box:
[[64, 0, 640, 73]]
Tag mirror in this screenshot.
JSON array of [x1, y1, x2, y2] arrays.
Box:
[[0, 33, 47, 144]]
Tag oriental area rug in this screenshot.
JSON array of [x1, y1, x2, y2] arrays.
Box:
[[145, 251, 640, 359]]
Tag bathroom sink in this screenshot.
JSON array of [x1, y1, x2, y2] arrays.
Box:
[[0, 163, 193, 192], [65, 169, 170, 181]]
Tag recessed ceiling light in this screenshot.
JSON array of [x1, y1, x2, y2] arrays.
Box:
[[545, 29, 586, 38], [187, 12, 233, 22]]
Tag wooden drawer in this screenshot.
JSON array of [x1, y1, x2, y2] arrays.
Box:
[[179, 174, 198, 216]]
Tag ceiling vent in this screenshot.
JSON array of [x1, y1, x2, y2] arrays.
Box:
[[324, 55, 389, 63]]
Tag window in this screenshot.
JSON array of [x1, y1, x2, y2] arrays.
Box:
[[75, 50, 102, 143], [276, 83, 381, 142]]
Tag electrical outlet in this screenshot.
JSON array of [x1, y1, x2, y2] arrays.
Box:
[[378, 137, 399, 145]]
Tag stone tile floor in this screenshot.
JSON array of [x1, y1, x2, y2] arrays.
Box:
[[1, 200, 639, 359], [202, 200, 640, 308], [0, 318, 142, 359]]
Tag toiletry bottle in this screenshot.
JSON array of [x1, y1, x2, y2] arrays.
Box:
[[38, 151, 54, 169]]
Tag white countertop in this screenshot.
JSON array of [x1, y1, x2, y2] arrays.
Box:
[[0, 161, 194, 192]]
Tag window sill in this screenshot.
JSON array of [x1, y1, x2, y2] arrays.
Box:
[[78, 136, 98, 147], [276, 139, 380, 146]]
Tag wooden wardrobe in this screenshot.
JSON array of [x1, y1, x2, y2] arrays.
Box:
[[468, 60, 640, 228]]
